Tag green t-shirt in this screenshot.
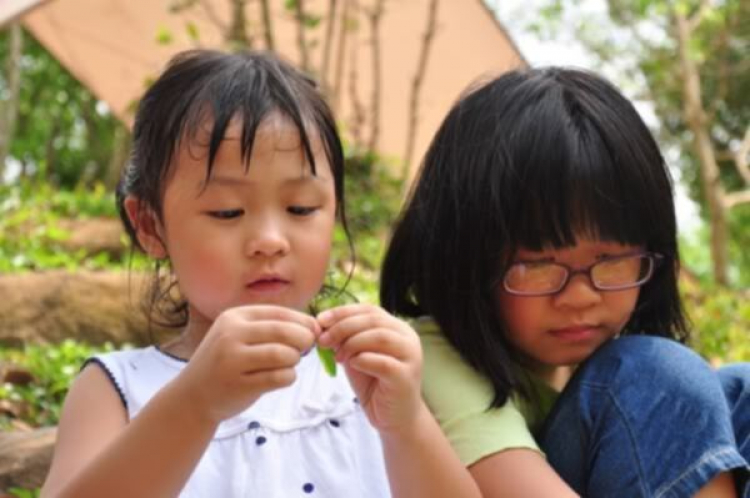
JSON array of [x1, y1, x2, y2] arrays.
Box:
[[416, 317, 559, 466]]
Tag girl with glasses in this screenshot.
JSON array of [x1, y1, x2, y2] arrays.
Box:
[[381, 67, 750, 497]]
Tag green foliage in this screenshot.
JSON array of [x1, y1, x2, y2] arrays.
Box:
[[155, 26, 174, 45], [0, 340, 116, 428], [0, 28, 123, 188], [684, 284, 750, 364], [680, 221, 750, 287], [7, 488, 40, 498], [318, 150, 403, 306], [0, 182, 149, 272], [283, 0, 323, 28]]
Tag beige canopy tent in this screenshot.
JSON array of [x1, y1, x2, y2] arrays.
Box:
[[1, 0, 524, 174]]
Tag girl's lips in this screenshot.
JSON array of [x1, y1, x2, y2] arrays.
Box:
[[548, 325, 600, 341], [246, 278, 290, 294]]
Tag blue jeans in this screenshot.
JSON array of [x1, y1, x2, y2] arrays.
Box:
[[539, 336, 750, 498]]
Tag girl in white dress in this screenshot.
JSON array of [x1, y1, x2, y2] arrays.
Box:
[[41, 49, 481, 498]]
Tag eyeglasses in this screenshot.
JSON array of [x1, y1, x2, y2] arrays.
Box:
[[499, 252, 664, 297]]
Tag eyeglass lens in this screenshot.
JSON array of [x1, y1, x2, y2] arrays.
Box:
[[504, 254, 654, 294]]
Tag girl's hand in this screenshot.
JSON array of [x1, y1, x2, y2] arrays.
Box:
[[177, 305, 320, 425], [317, 304, 423, 435]]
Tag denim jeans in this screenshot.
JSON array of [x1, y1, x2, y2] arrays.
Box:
[[539, 336, 750, 498]]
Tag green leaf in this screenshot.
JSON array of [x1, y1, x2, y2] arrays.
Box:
[[155, 26, 174, 45], [185, 21, 200, 42], [317, 347, 337, 376]]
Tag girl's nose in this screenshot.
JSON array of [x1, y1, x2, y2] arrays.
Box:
[[244, 218, 290, 257], [553, 273, 602, 309]]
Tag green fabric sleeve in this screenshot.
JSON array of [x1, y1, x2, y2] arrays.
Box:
[[416, 318, 543, 466]]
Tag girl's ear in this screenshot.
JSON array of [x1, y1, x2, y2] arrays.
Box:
[[123, 196, 168, 259]]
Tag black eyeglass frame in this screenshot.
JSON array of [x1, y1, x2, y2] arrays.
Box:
[[499, 251, 665, 297]]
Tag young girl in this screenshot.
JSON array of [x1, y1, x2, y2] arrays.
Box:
[[41, 49, 481, 498], [381, 67, 750, 497]]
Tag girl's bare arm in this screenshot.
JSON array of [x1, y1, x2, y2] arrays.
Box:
[[469, 448, 580, 497], [41, 364, 217, 498], [380, 402, 483, 498]]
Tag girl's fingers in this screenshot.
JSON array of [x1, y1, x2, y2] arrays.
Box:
[[334, 328, 416, 364], [231, 305, 321, 335], [318, 309, 409, 348], [346, 352, 407, 386], [238, 365, 298, 391], [235, 320, 317, 352], [316, 304, 384, 329], [236, 343, 304, 372]]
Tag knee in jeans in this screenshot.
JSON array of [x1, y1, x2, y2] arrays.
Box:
[[581, 336, 717, 399]]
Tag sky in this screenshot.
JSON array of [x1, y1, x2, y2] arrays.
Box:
[[486, 0, 702, 234]]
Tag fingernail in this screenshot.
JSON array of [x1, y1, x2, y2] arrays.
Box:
[[317, 310, 333, 325], [318, 332, 330, 346]]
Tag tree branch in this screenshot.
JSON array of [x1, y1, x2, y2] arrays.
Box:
[[320, 0, 338, 96], [732, 127, 750, 185], [0, 22, 23, 175], [295, 0, 310, 72], [198, 0, 227, 33], [365, 0, 385, 152], [227, 0, 251, 50], [332, 0, 350, 112], [401, 0, 439, 183], [686, 0, 712, 33], [259, 0, 275, 51], [724, 189, 750, 209], [674, 8, 730, 285], [346, 0, 365, 149]]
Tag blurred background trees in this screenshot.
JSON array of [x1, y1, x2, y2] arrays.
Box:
[[0, 1, 747, 494]]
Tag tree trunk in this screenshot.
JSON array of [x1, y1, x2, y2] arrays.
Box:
[[320, 0, 338, 97], [332, 0, 351, 112], [0, 22, 23, 179], [294, 0, 311, 72], [675, 12, 730, 286], [366, 0, 385, 153], [43, 119, 62, 184], [258, 0, 275, 51], [106, 123, 132, 190], [401, 0, 439, 185], [227, 0, 251, 50], [347, 0, 365, 149]]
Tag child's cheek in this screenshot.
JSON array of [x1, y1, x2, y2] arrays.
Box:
[[178, 247, 237, 311]]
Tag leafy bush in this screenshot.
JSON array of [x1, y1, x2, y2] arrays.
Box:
[[0, 181, 148, 272], [0, 340, 116, 428], [683, 282, 750, 364], [7, 487, 40, 498]]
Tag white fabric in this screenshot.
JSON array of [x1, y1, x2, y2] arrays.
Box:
[[92, 346, 391, 497]]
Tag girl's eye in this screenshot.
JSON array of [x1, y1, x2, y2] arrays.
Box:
[[208, 209, 243, 219], [287, 205, 318, 216]]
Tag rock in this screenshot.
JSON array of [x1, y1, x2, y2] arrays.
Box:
[[0, 428, 56, 491], [57, 217, 126, 258], [0, 270, 173, 347]]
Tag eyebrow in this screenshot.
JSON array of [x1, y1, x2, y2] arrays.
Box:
[[200, 173, 330, 189]]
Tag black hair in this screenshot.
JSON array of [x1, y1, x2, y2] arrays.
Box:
[[117, 49, 348, 328], [380, 67, 689, 407]]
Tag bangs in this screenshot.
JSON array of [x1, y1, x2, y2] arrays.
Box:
[[497, 82, 670, 256], [180, 62, 320, 182]]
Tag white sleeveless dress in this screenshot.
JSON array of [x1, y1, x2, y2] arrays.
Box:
[[89, 346, 391, 497]]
